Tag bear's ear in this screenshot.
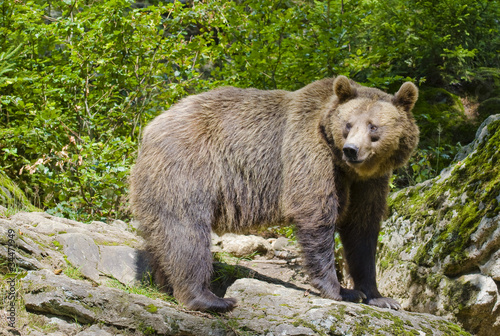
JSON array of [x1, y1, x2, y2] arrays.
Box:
[[393, 82, 418, 113], [334, 76, 356, 103]]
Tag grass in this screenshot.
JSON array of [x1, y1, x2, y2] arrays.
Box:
[[105, 274, 177, 304], [63, 265, 86, 280]]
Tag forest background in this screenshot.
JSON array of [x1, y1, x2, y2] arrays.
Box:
[[0, 0, 499, 222]]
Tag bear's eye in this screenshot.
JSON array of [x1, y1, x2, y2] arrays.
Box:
[[369, 124, 380, 142], [343, 123, 351, 139]]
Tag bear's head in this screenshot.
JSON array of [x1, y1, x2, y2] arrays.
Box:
[[327, 76, 419, 178]]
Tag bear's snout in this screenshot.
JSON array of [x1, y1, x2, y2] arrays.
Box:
[[343, 144, 360, 162]]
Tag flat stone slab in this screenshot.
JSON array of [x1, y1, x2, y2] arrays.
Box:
[[98, 245, 146, 285], [225, 278, 469, 336], [57, 233, 100, 282]]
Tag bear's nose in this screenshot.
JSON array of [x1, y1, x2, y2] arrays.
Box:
[[343, 144, 359, 161]]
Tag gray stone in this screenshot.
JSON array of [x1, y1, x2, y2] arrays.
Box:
[[454, 274, 500, 334], [129, 219, 140, 230], [211, 231, 222, 245], [274, 324, 316, 335], [57, 233, 100, 281], [480, 249, 500, 280], [15, 212, 74, 235], [10, 212, 142, 248], [0, 206, 472, 335], [454, 114, 500, 161], [272, 236, 289, 250], [221, 233, 273, 257], [0, 244, 42, 270], [111, 219, 128, 230], [459, 274, 498, 310], [47, 316, 81, 335], [75, 325, 113, 336], [98, 245, 141, 285], [90, 220, 107, 226]]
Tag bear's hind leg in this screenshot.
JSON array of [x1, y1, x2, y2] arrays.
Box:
[[150, 215, 236, 313]]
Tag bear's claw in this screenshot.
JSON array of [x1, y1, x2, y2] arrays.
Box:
[[366, 297, 401, 310]]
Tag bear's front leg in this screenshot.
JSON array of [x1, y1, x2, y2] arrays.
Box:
[[282, 143, 365, 303], [297, 223, 366, 303], [338, 176, 401, 310]]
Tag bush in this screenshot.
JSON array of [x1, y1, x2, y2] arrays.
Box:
[[0, 0, 212, 221], [1, 0, 498, 220]]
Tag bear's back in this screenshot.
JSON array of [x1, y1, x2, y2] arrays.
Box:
[[135, 87, 293, 231]]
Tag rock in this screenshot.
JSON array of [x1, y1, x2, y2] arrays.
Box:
[[98, 245, 147, 285], [17, 268, 470, 336], [1, 209, 471, 335], [111, 219, 128, 231], [0, 170, 38, 211], [10, 212, 142, 248], [480, 249, 500, 280], [75, 325, 113, 336], [23, 269, 228, 336], [0, 212, 147, 285], [211, 231, 222, 246], [129, 219, 140, 230], [45, 316, 81, 335], [454, 114, 500, 161], [272, 236, 289, 250], [225, 278, 469, 335], [220, 233, 273, 257], [377, 114, 500, 336], [57, 233, 101, 282], [210, 231, 223, 253]]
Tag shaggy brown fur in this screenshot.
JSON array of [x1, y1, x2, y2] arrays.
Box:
[[129, 76, 419, 312]]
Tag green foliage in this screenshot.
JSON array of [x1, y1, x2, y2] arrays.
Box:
[[0, 0, 498, 221], [393, 86, 478, 187], [356, 0, 500, 85], [268, 224, 296, 240], [0, 0, 212, 221]]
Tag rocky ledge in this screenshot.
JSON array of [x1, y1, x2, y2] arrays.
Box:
[[0, 211, 469, 335], [377, 115, 500, 336]]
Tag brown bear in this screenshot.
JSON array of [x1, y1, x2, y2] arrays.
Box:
[[129, 76, 419, 312]]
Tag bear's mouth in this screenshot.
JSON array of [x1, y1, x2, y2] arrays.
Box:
[[344, 153, 372, 167], [346, 159, 364, 165]]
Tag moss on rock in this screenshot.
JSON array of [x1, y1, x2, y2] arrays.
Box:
[[0, 170, 38, 213], [387, 119, 500, 274]]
